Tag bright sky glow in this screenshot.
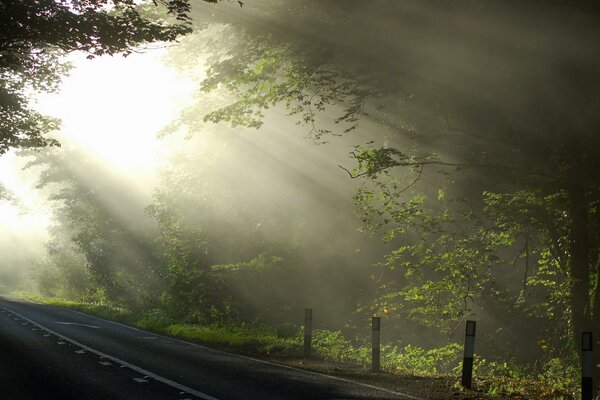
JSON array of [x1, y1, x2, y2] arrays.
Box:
[[0, 152, 50, 235], [0, 48, 197, 238], [36, 50, 195, 178]]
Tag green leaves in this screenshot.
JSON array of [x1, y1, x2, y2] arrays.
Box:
[[164, 18, 377, 142]]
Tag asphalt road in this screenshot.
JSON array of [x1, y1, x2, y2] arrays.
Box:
[[0, 296, 421, 400]]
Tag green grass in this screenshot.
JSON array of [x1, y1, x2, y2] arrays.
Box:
[[13, 291, 136, 323], [137, 317, 301, 352], [13, 291, 300, 354]]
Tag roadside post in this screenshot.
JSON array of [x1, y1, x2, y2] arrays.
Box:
[[582, 331, 593, 400], [461, 320, 476, 389], [372, 316, 381, 373], [304, 308, 312, 358]]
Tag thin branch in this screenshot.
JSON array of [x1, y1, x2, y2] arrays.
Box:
[[338, 164, 357, 178], [396, 164, 424, 196]]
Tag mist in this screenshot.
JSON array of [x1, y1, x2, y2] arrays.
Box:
[[1, 1, 598, 390]]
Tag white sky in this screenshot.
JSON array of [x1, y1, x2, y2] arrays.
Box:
[[37, 50, 195, 179]]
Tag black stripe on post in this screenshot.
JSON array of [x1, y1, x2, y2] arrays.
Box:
[[461, 320, 476, 389], [582, 331, 593, 400], [304, 308, 312, 358]]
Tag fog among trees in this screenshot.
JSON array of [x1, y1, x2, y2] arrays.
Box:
[[1, 0, 599, 397]]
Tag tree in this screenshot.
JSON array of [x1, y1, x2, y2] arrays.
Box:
[[164, 0, 600, 389], [340, 2, 600, 390], [146, 127, 375, 325], [27, 147, 163, 308]]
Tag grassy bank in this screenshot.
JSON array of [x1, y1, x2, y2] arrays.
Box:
[[13, 291, 300, 354]]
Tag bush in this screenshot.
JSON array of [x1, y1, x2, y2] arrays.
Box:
[[384, 343, 462, 375]]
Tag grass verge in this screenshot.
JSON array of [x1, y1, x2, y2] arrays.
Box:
[[12, 291, 300, 355]]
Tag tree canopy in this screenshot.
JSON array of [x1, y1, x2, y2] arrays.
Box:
[[163, 0, 600, 389]]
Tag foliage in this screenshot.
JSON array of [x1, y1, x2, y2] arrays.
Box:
[[383, 343, 462, 376], [159, 324, 292, 349], [163, 0, 597, 352], [163, 2, 380, 142], [159, 2, 600, 392], [354, 168, 509, 336], [34, 238, 91, 300], [145, 130, 368, 327], [311, 329, 357, 361], [26, 148, 163, 309], [459, 356, 579, 399], [14, 291, 136, 323]]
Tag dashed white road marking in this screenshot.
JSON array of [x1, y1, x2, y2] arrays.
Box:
[[99, 361, 112, 366], [57, 341, 66, 345], [55, 321, 100, 329], [1, 307, 220, 400], [133, 377, 149, 383], [75, 350, 86, 354]]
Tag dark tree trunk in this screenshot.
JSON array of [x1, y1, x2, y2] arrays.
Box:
[[594, 261, 600, 396], [565, 163, 596, 395], [566, 171, 592, 334]]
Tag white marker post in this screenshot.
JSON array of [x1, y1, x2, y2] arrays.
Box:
[[582, 332, 593, 400], [461, 320, 476, 389], [304, 308, 312, 358], [372, 316, 381, 373]]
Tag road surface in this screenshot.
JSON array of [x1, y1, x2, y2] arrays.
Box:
[[0, 296, 422, 400]]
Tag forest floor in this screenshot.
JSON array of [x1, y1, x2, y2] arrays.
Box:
[[304, 367, 520, 400], [185, 342, 525, 400], [252, 356, 509, 400]]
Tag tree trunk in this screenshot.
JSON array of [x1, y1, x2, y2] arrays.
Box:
[[566, 164, 596, 395], [594, 260, 600, 397]]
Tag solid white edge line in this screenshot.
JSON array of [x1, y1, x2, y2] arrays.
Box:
[[2, 306, 220, 400], [11, 298, 426, 400]]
